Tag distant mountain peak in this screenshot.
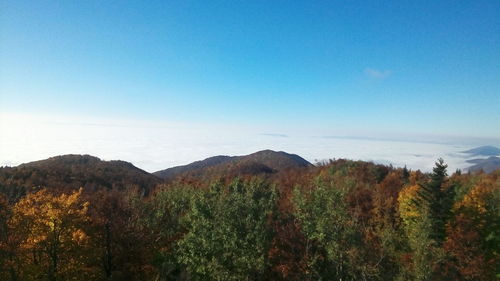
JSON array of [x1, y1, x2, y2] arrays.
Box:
[[466, 156, 500, 173], [462, 146, 500, 157], [153, 149, 312, 179]]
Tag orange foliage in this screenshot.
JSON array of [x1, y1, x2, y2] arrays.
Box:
[[9, 188, 90, 280], [443, 179, 499, 280]]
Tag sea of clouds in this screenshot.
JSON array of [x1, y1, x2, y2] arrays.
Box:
[[1, 113, 498, 173]]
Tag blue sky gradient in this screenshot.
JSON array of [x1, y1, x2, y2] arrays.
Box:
[[1, 0, 499, 139]]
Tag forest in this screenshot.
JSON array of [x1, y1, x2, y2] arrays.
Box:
[[0, 157, 498, 281]]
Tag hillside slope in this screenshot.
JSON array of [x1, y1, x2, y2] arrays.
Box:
[[0, 154, 161, 198], [154, 155, 234, 179], [154, 150, 313, 180]]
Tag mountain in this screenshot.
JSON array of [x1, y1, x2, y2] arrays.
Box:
[[153, 155, 234, 179], [154, 150, 313, 180], [0, 154, 161, 198], [462, 145, 500, 157], [466, 156, 500, 173]]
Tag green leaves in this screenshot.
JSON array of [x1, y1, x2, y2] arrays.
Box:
[[293, 180, 360, 280], [177, 179, 277, 281], [413, 158, 454, 245]]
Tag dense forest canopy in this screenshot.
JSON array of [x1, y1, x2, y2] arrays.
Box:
[[0, 154, 498, 281]]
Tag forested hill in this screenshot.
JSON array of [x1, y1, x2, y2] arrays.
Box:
[[153, 149, 313, 180], [153, 155, 235, 179], [0, 154, 161, 199], [0, 154, 499, 280], [0, 150, 313, 199]]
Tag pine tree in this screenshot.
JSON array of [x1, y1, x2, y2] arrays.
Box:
[[413, 158, 455, 245], [402, 165, 410, 183]]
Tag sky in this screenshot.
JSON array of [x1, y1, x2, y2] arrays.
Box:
[[1, 1, 499, 171]]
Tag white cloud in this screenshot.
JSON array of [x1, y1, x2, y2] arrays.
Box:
[[365, 68, 392, 79], [0, 113, 483, 173]]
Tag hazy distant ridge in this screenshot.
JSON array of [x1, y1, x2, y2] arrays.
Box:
[[462, 145, 500, 156], [466, 156, 500, 174]]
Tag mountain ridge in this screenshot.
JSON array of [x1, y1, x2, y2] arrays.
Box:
[[153, 155, 235, 179], [462, 145, 500, 157], [0, 154, 161, 198], [466, 156, 500, 174], [153, 149, 313, 179]]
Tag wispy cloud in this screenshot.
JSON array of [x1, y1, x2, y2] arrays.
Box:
[[260, 133, 289, 138], [365, 68, 392, 79]]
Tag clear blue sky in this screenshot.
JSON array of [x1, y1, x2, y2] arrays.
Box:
[[1, 0, 499, 139]]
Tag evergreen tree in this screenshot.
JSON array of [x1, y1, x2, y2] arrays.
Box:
[[413, 158, 455, 245], [402, 165, 410, 183]]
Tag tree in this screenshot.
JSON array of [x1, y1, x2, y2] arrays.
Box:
[[443, 179, 500, 280], [267, 213, 308, 281], [177, 179, 277, 281], [413, 158, 455, 245], [398, 160, 459, 280], [9, 188, 90, 281], [139, 185, 197, 280], [87, 189, 152, 281], [293, 179, 362, 280], [398, 183, 440, 281], [398, 184, 422, 230], [371, 171, 407, 280], [0, 193, 18, 281]]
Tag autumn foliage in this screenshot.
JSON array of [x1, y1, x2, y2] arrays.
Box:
[[0, 159, 498, 280]]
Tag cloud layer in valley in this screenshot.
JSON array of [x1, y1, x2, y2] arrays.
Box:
[[1, 113, 497, 173]]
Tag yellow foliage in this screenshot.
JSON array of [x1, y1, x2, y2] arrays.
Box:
[[11, 188, 88, 239], [454, 179, 498, 224], [9, 187, 90, 280], [397, 184, 422, 227], [72, 228, 88, 244], [454, 184, 493, 214]]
